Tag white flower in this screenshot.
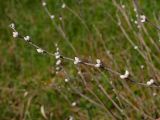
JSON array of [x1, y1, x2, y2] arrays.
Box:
[[140, 15, 146, 23], [71, 102, 76, 107], [153, 92, 157, 96], [42, 1, 46, 6], [24, 91, 28, 97], [65, 78, 69, 82], [95, 59, 101, 68], [24, 36, 30, 41], [61, 3, 66, 8], [55, 52, 60, 59], [120, 70, 129, 79], [134, 46, 138, 50], [10, 23, 15, 29], [74, 57, 81, 64], [36, 48, 44, 53], [140, 65, 144, 69], [121, 5, 125, 8], [59, 16, 63, 21], [146, 79, 154, 86], [56, 67, 60, 71], [50, 15, 55, 19], [13, 31, 18, 38], [56, 59, 61, 66], [134, 20, 138, 24]]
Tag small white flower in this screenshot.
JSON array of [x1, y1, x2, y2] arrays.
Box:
[[24, 36, 30, 41], [74, 57, 81, 64], [71, 102, 76, 107], [36, 48, 44, 53], [50, 15, 55, 19], [56, 67, 60, 71], [120, 70, 129, 79], [59, 16, 63, 21], [95, 59, 102, 68], [146, 79, 154, 86], [65, 78, 69, 82], [140, 65, 144, 69], [42, 1, 46, 6], [134, 8, 137, 12], [137, 25, 141, 29], [134, 46, 138, 50], [10, 23, 15, 29], [153, 92, 157, 96], [61, 3, 66, 8], [134, 20, 138, 24], [121, 5, 125, 8], [13, 31, 18, 38], [140, 15, 146, 23], [56, 47, 59, 51], [24, 91, 28, 97], [55, 52, 60, 59], [56, 59, 61, 66]]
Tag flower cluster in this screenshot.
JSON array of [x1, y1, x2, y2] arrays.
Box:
[[140, 15, 146, 23], [54, 45, 61, 72], [74, 57, 81, 64], [12, 31, 18, 38], [146, 79, 154, 86]]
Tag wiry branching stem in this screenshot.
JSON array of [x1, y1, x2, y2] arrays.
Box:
[[9, 24, 160, 89]]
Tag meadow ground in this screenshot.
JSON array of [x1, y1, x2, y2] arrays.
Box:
[[1, 0, 160, 120]]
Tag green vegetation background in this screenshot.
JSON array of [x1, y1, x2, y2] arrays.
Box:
[[0, 0, 160, 119]]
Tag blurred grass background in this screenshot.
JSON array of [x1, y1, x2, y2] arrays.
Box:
[[1, 0, 160, 119]]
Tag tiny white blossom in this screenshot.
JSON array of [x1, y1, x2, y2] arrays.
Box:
[[95, 59, 102, 68], [134, 8, 137, 12], [121, 5, 125, 8], [56, 67, 60, 71], [137, 25, 141, 29], [74, 57, 81, 64], [140, 65, 144, 69], [153, 92, 157, 96], [134, 20, 138, 24], [56, 59, 61, 66], [36, 48, 44, 53], [55, 52, 60, 59], [50, 15, 55, 19], [134, 46, 138, 50], [42, 1, 46, 6], [10, 23, 15, 29], [71, 102, 76, 107], [140, 15, 146, 23], [65, 78, 69, 82], [120, 70, 129, 79], [61, 3, 66, 8], [24, 36, 30, 41], [24, 91, 28, 97], [146, 79, 154, 86], [13, 31, 18, 38], [59, 16, 63, 21]]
